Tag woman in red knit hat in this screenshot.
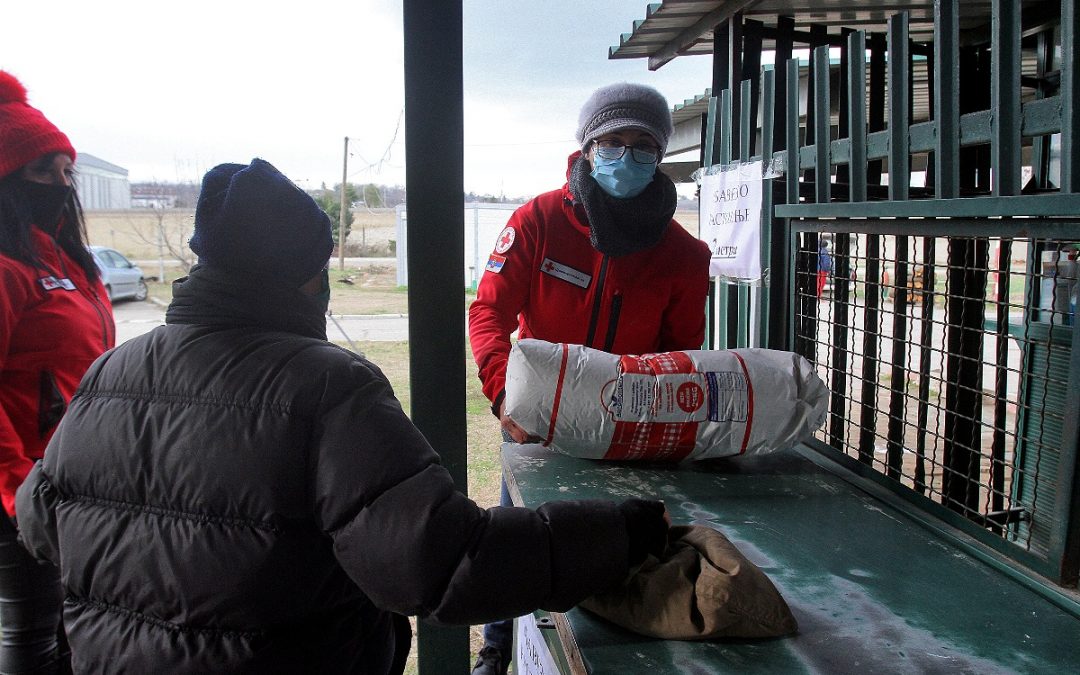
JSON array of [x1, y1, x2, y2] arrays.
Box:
[[0, 70, 114, 674]]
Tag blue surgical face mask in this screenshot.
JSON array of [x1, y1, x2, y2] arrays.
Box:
[[590, 154, 657, 199]]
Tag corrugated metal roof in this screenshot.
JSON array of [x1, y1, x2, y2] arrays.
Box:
[[672, 87, 713, 125], [76, 152, 129, 176], [610, 1, 1024, 71]]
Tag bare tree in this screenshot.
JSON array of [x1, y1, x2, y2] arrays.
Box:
[[126, 204, 195, 281]]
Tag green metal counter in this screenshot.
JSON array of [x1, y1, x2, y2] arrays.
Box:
[[503, 443, 1080, 674]]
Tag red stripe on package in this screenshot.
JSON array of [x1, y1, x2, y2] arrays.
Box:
[[732, 351, 755, 454], [543, 342, 570, 447]]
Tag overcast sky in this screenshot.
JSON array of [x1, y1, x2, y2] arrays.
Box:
[[3, 0, 713, 198]]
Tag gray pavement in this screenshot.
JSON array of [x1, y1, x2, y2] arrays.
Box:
[[111, 299, 412, 345], [130, 257, 396, 268]]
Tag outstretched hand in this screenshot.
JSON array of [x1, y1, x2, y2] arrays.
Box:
[[499, 401, 541, 444]]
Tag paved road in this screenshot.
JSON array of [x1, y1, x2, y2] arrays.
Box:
[[111, 299, 411, 345], [130, 257, 396, 268]]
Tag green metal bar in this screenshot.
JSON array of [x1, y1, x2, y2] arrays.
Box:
[[740, 79, 752, 165], [716, 88, 732, 349], [704, 94, 719, 350], [1061, 0, 1080, 193], [704, 96, 719, 167], [776, 193, 1080, 218], [858, 26, 888, 460], [835, 27, 854, 187], [848, 30, 868, 203], [760, 69, 775, 348], [914, 236, 937, 494], [990, 238, 1013, 532], [886, 232, 910, 480], [1053, 0, 1080, 588], [785, 59, 800, 208], [402, 0, 470, 669], [827, 30, 865, 454], [868, 32, 887, 186], [742, 21, 763, 158], [1031, 31, 1054, 189], [720, 88, 733, 166], [813, 46, 831, 205], [943, 238, 988, 516], [772, 16, 795, 152], [738, 78, 752, 348], [986, 2, 1021, 533], [936, 0, 960, 199], [992, 0, 1022, 197], [806, 46, 829, 369], [857, 226, 882, 466], [815, 95, 1063, 167], [884, 13, 910, 480], [789, 217, 1080, 239], [784, 58, 801, 352], [728, 14, 744, 160], [888, 13, 910, 200]]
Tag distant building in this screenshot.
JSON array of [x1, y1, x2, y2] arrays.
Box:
[[75, 153, 131, 209], [130, 185, 179, 209]]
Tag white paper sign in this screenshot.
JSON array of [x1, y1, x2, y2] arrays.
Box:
[[699, 160, 764, 281], [515, 616, 560, 675]]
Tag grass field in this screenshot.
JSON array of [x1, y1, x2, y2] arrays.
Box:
[[84, 209, 398, 266]]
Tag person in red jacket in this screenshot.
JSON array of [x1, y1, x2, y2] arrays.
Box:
[[468, 82, 711, 675], [0, 70, 114, 674]]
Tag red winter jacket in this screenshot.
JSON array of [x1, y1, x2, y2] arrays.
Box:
[[469, 152, 711, 407], [0, 225, 113, 515]]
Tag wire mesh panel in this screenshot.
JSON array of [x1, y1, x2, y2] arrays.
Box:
[[795, 230, 1078, 559]]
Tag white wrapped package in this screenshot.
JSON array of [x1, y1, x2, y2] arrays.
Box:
[[505, 339, 828, 461]]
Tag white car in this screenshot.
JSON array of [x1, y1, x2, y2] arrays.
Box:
[[90, 246, 148, 302]]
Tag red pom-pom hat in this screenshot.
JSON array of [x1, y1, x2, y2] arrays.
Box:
[[0, 70, 76, 178]]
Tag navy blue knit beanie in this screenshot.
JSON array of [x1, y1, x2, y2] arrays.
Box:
[[190, 158, 333, 286]]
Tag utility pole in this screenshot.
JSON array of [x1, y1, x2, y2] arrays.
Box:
[[156, 206, 166, 284], [338, 136, 349, 271]]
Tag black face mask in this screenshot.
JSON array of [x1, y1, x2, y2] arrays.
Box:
[[18, 179, 73, 228]]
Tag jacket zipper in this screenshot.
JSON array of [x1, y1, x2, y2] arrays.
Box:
[[602, 293, 623, 353], [584, 255, 609, 348], [52, 239, 112, 349]]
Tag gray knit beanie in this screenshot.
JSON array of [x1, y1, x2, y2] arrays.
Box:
[[576, 83, 674, 159]]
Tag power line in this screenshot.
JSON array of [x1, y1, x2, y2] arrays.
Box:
[[347, 107, 404, 179]]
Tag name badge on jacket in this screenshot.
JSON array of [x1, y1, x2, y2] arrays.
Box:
[[540, 258, 591, 289], [39, 276, 76, 291]]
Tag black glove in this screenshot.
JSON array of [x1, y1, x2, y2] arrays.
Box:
[[618, 498, 668, 567]]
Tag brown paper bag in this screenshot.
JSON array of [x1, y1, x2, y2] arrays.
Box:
[[580, 524, 798, 640]]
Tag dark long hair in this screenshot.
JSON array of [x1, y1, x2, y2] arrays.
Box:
[[0, 160, 99, 284]]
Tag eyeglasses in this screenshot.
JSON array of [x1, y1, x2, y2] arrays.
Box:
[[592, 140, 660, 165]]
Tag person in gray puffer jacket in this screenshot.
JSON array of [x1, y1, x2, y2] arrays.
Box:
[[14, 158, 668, 675]]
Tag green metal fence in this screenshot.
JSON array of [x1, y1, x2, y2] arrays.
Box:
[[705, 2, 1080, 586]]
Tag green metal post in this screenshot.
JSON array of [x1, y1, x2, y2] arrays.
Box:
[[738, 78, 752, 348], [785, 58, 801, 354], [992, 0, 1022, 197], [886, 12, 911, 479], [402, 0, 470, 670], [715, 88, 732, 349], [829, 31, 865, 454], [760, 69, 775, 348], [813, 46, 831, 206], [1053, 0, 1080, 587]]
